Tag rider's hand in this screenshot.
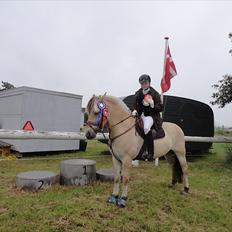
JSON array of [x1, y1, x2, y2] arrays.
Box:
[[147, 98, 154, 108], [131, 110, 138, 117], [142, 99, 149, 107]]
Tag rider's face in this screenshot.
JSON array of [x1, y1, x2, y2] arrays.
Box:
[[140, 81, 150, 90]]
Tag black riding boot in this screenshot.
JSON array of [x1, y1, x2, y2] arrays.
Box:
[[144, 131, 154, 161]]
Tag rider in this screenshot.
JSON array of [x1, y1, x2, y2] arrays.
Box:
[[132, 74, 163, 161]]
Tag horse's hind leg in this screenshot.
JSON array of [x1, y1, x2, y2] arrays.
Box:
[[107, 156, 122, 204], [165, 153, 179, 187], [175, 151, 189, 193]]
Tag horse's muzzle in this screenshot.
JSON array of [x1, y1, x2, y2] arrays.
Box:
[[85, 128, 97, 139]]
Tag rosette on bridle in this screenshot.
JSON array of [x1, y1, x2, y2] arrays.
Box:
[[96, 101, 109, 129]]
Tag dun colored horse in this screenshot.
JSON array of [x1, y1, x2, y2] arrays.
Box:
[[85, 95, 189, 207]]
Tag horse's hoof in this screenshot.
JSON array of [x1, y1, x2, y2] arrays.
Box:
[[107, 194, 118, 204], [117, 197, 127, 208], [180, 187, 189, 195]]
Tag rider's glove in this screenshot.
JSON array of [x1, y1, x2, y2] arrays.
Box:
[[131, 110, 138, 117]]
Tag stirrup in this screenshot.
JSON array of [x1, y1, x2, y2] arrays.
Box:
[[147, 154, 154, 161], [141, 153, 148, 161], [142, 153, 154, 161]]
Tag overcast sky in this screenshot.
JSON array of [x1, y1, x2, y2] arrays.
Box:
[[0, 1, 231, 126]]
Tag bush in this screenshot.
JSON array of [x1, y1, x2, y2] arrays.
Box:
[[215, 127, 225, 135]]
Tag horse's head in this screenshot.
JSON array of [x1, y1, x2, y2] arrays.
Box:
[[85, 95, 109, 139]]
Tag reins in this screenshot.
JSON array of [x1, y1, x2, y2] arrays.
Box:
[[109, 121, 136, 143], [111, 115, 133, 128]]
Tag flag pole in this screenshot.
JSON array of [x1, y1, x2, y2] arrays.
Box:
[[161, 37, 169, 118], [156, 37, 169, 167]]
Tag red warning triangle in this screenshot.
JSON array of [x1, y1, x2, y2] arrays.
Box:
[[23, 121, 34, 131]]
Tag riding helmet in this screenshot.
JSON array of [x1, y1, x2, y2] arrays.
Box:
[[139, 74, 151, 84]]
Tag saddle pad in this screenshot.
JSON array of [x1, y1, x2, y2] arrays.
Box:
[[135, 118, 165, 140]]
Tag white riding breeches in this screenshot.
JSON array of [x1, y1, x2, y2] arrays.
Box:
[[141, 114, 154, 135]]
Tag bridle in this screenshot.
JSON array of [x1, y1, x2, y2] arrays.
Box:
[[87, 100, 135, 139], [86, 100, 109, 133], [86, 99, 137, 163]]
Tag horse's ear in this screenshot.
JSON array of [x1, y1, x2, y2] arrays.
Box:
[[100, 92, 107, 101]]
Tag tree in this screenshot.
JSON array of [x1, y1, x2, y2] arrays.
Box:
[[211, 75, 232, 108], [0, 81, 15, 91], [211, 33, 232, 108]]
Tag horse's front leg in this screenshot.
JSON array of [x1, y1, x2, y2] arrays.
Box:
[[117, 156, 132, 208], [107, 155, 122, 204]]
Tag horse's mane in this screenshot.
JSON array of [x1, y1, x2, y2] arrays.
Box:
[[86, 95, 131, 114], [105, 95, 131, 113], [86, 96, 95, 114]]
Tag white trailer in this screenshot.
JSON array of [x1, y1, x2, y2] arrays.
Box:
[[0, 87, 82, 152]]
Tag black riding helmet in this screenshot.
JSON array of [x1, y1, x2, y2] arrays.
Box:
[[139, 74, 151, 84]]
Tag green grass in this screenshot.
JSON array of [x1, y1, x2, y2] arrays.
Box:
[[0, 141, 232, 232]]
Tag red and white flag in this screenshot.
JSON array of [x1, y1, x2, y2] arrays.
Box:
[[161, 41, 177, 93]]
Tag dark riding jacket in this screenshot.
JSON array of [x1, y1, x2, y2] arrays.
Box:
[[134, 87, 163, 131]]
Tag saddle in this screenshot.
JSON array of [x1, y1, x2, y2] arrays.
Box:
[[135, 118, 165, 140], [133, 118, 165, 161]]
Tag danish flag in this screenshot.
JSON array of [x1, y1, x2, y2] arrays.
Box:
[[161, 43, 177, 93]]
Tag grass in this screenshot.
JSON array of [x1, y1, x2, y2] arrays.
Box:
[[0, 141, 232, 232]]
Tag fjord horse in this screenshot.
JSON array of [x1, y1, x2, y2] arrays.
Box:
[[85, 95, 189, 207]]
